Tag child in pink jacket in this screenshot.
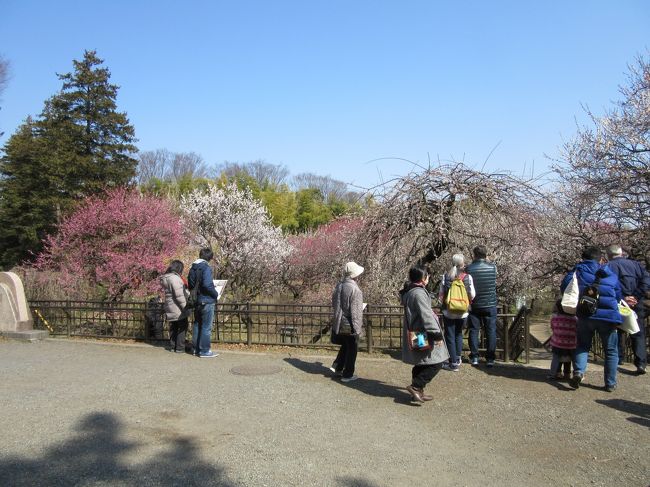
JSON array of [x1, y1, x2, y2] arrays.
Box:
[[549, 299, 578, 380]]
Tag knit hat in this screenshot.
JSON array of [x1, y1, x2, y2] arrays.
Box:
[[344, 261, 364, 279]]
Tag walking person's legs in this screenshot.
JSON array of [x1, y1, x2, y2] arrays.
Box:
[[467, 312, 481, 364], [616, 329, 627, 365], [484, 306, 497, 363], [197, 303, 216, 357], [174, 317, 188, 352], [597, 321, 619, 390], [443, 317, 457, 364], [334, 338, 348, 374], [341, 335, 358, 379], [571, 319, 594, 388]]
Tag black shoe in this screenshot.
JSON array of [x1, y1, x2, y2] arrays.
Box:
[[636, 365, 647, 375], [569, 373, 583, 389], [604, 384, 617, 392]]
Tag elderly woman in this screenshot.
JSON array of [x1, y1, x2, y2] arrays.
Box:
[[330, 261, 365, 382], [438, 253, 475, 371], [160, 260, 189, 353], [400, 265, 449, 403]]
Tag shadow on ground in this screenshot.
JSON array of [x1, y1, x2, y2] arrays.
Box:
[[596, 398, 650, 428], [284, 357, 416, 406], [468, 362, 577, 391], [0, 412, 235, 486]]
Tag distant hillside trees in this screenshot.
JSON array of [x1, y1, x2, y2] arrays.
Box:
[[0, 50, 137, 269]]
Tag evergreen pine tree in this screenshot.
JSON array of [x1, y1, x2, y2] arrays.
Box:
[[0, 50, 137, 269]]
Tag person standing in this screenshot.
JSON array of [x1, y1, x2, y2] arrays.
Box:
[[400, 265, 449, 403], [561, 246, 623, 391], [548, 300, 577, 380], [466, 245, 498, 366], [439, 253, 475, 371], [160, 260, 190, 353], [330, 261, 365, 382], [606, 244, 649, 375], [188, 248, 220, 358]]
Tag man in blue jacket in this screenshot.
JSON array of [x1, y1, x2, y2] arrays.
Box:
[[606, 244, 649, 375], [561, 246, 623, 391], [466, 245, 498, 367], [188, 248, 220, 358]]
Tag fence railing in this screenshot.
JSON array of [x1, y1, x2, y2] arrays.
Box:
[[29, 300, 531, 362]]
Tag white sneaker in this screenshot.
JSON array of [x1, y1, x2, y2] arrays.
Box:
[[340, 375, 358, 383], [328, 362, 338, 373]]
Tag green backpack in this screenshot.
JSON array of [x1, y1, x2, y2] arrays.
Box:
[[445, 273, 470, 313]]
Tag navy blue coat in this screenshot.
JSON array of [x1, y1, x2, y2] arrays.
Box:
[[188, 260, 219, 305], [561, 260, 623, 324]]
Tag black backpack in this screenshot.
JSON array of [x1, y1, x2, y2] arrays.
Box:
[[576, 269, 604, 318], [185, 266, 202, 310]]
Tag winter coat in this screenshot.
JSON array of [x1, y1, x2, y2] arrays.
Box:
[[607, 257, 650, 317], [187, 259, 219, 305], [331, 277, 364, 337], [466, 259, 497, 309], [160, 272, 188, 321], [560, 260, 623, 324], [401, 284, 449, 366], [550, 313, 577, 349], [438, 272, 476, 319]]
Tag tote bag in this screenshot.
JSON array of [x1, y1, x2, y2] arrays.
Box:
[[617, 300, 640, 334], [561, 272, 579, 315]]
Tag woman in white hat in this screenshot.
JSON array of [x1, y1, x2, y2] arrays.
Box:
[[330, 261, 365, 382]]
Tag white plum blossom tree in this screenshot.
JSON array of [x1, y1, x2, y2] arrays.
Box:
[[180, 183, 291, 300]]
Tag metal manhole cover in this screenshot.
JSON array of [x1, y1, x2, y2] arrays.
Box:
[[230, 365, 283, 376]]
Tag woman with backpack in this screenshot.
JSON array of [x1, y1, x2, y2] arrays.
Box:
[[438, 254, 475, 371], [160, 260, 190, 353]]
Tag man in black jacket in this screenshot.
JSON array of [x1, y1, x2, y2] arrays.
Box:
[[466, 245, 498, 367], [606, 245, 649, 375]]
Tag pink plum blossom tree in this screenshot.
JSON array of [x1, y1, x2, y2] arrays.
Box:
[[35, 188, 185, 300]]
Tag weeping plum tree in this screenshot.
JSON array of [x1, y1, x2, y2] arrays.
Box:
[[356, 162, 548, 303]]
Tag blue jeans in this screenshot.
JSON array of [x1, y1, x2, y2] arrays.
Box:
[[443, 316, 465, 364], [192, 303, 215, 355], [468, 307, 497, 361], [574, 318, 618, 387]]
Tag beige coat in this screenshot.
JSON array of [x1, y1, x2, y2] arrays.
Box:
[[160, 272, 188, 321]]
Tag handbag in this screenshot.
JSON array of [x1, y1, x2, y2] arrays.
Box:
[[561, 272, 579, 315], [407, 330, 432, 351], [617, 300, 640, 334], [337, 316, 353, 335]]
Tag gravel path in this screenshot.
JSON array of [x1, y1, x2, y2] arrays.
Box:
[[1, 339, 648, 486]]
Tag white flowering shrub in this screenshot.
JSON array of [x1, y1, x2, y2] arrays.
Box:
[[181, 183, 291, 300]]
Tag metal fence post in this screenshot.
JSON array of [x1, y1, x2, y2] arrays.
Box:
[[366, 306, 373, 354], [246, 303, 252, 346], [503, 315, 510, 362], [525, 309, 530, 364]]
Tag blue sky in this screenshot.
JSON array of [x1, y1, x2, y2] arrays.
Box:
[[1, 1, 648, 189]]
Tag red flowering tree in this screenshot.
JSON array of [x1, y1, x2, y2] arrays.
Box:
[[35, 188, 185, 300]]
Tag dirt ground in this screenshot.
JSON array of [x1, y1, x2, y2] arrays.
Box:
[[0, 338, 648, 486]]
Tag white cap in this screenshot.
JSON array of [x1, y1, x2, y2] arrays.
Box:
[[344, 261, 364, 279]]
